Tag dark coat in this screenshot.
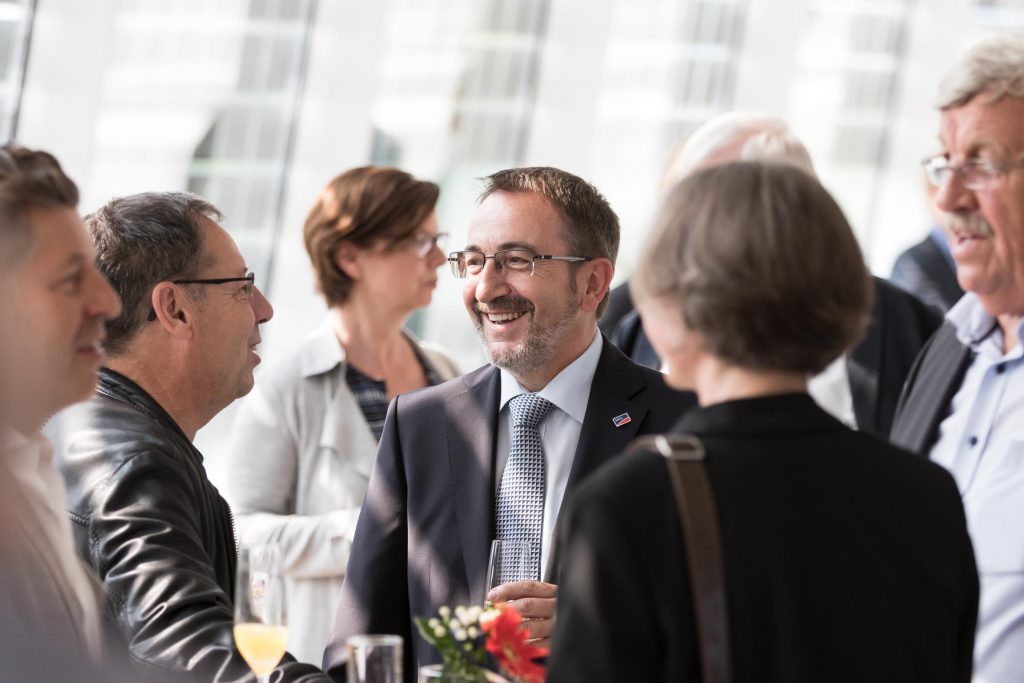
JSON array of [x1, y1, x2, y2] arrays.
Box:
[[597, 281, 635, 338], [322, 340, 696, 682], [890, 233, 964, 313], [889, 323, 973, 455], [611, 276, 943, 437], [548, 394, 978, 683], [51, 369, 329, 682]]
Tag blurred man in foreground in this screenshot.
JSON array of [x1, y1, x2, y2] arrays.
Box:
[[0, 143, 120, 670]]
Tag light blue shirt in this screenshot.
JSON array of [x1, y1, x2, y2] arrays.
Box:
[[929, 294, 1024, 683], [495, 331, 602, 576]]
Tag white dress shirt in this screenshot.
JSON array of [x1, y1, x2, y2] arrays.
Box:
[[928, 294, 1024, 683], [495, 331, 602, 575], [0, 428, 104, 663], [808, 355, 857, 428]]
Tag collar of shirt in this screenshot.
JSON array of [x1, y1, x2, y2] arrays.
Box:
[[498, 330, 602, 423], [0, 426, 105, 663], [1, 425, 55, 483], [494, 330, 602, 579], [299, 314, 347, 377], [946, 293, 1024, 357], [299, 312, 432, 379]]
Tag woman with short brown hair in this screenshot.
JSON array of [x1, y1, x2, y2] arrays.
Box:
[[226, 166, 458, 664], [548, 162, 977, 683]]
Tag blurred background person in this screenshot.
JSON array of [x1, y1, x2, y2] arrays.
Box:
[[225, 166, 458, 664], [0, 142, 120, 670], [610, 112, 942, 437], [890, 177, 965, 312], [548, 161, 978, 683]]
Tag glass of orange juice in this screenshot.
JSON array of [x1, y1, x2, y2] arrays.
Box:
[[234, 545, 288, 683]]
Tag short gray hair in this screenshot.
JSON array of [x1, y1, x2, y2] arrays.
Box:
[[86, 192, 222, 355], [662, 112, 816, 189], [937, 32, 1024, 110]]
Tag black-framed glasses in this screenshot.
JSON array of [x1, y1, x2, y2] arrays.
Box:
[[447, 249, 592, 278], [147, 272, 256, 321], [922, 153, 1024, 191]]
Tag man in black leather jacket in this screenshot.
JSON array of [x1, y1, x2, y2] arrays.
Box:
[[48, 192, 331, 682]]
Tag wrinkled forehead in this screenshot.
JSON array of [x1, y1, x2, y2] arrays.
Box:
[[195, 215, 247, 273], [940, 93, 1024, 156], [466, 191, 570, 252]]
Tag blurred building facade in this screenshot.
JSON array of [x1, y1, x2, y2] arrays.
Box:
[[6, 0, 1024, 474]]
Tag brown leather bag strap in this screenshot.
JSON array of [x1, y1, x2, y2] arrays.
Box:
[[630, 434, 732, 683]]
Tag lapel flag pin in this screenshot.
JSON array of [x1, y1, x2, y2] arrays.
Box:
[[612, 412, 632, 428]]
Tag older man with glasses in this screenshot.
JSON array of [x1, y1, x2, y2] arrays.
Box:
[[48, 192, 331, 682], [322, 166, 695, 682], [891, 32, 1024, 683]]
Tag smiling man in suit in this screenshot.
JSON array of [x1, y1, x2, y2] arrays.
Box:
[[323, 167, 694, 681]]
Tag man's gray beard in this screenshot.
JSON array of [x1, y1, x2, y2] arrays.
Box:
[[474, 288, 579, 377]]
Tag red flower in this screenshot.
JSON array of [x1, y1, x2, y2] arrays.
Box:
[[482, 603, 548, 683]]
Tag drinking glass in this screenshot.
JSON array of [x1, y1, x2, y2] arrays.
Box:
[[486, 540, 532, 592], [234, 545, 288, 683], [346, 634, 403, 683]]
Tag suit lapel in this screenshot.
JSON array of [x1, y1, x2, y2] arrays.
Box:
[[890, 324, 972, 455], [445, 367, 501, 605], [847, 277, 884, 432], [544, 342, 649, 579]]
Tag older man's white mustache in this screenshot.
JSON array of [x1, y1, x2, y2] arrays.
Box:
[[943, 212, 994, 239]]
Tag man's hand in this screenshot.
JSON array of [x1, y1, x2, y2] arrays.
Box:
[[486, 580, 558, 646]]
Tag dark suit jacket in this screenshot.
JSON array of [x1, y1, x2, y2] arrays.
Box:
[[611, 276, 943, 437], [889, 323, 973, 455], [890, 233, 964, 313], [548, 394, 978, 683], [323, 339, 695, 681]]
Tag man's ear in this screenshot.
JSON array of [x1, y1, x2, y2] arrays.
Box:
[[333, 242, 363, 281], [579, 258, 614, 314], [151, 282, 194, 339]]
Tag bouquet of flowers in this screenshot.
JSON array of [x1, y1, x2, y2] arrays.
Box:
[[414, 602, 548, 683]]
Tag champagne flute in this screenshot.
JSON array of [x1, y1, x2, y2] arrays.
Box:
[[234, 545, 288, 683], [486, 540, 531, 594]]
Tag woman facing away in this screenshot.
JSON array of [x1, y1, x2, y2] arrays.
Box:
[[225, 167, 459, 664], [547, 162, 978, 682]]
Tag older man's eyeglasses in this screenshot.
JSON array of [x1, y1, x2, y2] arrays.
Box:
[[447, 249, 592, 278], [922, 153, 1024, 191], [146, 272, 256, 321]]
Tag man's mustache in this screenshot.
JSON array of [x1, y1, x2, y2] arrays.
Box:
[[474, 296, 535, 316], [943, 211, 994, 238]]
